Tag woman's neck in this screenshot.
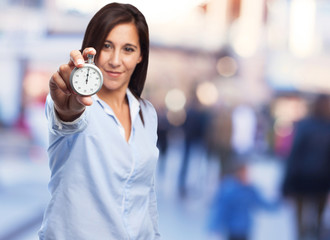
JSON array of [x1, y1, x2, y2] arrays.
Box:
[[97, 87, 128, 110], [97, 87, 131, 142]]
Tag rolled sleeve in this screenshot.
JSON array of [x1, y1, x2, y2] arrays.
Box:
[[45, 94, 89, 136]]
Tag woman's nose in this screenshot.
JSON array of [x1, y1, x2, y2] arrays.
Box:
[[109, 50, 121, 67]]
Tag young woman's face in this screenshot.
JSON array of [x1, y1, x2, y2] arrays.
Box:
[[97, 22, 142, 93]]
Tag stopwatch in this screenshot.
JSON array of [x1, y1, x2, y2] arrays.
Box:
[[70, 54, 103, 96]]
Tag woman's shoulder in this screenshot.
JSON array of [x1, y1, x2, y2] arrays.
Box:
[[139, 98, 158, 130], [140, 98, 156, 116]]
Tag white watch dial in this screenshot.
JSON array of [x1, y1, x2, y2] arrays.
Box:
[[70, 64, 103, 96]]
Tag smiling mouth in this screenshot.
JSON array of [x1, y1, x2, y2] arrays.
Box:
[[106, 71, 121, 78]]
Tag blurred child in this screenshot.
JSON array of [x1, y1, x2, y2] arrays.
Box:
[[207, 157, 278, 240]]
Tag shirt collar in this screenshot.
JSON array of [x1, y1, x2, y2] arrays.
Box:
[[126, 89, 141, 124], [92, 89, 141, 123]]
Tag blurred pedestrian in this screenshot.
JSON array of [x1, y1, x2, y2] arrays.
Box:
[[282, 94, 330, 240], [39, 3, 160, 239], [206, 105, 233, 178], [207, 156, 278, 240], [178, 94, 209, 197], [157, 106, 170, 176]]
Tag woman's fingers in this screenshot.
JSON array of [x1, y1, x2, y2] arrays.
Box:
[[56, 64, 73, 93], [69, 48, 97, 68], [50, 69, 71, 95], [82, 47, 97, 59], [69, 50, 85, 68], [58, 64, 73, 83]]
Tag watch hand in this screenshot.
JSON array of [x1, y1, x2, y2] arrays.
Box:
[[86, 68, 90, 84]]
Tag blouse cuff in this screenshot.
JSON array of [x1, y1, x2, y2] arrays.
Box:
[[46, 95, 89, 136]]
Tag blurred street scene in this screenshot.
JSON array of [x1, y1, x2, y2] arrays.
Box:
[[1, 0, 330, 240]]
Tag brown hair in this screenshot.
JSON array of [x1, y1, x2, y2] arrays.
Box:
[[81, 3, 149, 99]]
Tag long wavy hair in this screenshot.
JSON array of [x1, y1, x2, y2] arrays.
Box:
[[81, 3, 149, 99]]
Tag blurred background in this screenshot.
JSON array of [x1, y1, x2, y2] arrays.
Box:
[[1, 0, 330, 239]]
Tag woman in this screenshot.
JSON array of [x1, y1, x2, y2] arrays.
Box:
[[39, 3, 160, 239]]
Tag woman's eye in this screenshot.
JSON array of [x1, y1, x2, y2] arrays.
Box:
[[104, 43, 111, 49], [124, 47, 134, 52]]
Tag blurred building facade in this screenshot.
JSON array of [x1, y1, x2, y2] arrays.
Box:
[[2, 0, 330, 149]]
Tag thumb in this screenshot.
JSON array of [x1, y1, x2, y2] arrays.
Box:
[[76, 95, 93, 106]]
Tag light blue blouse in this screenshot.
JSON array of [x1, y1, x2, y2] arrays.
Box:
[[39, 90, 160, 240]]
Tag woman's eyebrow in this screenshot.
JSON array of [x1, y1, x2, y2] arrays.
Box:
[[104, 40, 138, 49], [125, 43, 138, 49]]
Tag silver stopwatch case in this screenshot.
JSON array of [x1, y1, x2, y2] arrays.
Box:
[[70, 54, 103, 96]]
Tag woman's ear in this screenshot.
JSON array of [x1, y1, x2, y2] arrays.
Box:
[[137, 55, 142, 64]]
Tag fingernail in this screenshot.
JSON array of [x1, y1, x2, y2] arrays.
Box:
[[76, 59, 84, 66]]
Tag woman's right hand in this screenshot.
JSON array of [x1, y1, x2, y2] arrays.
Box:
[[49, 48, 96, 122]]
